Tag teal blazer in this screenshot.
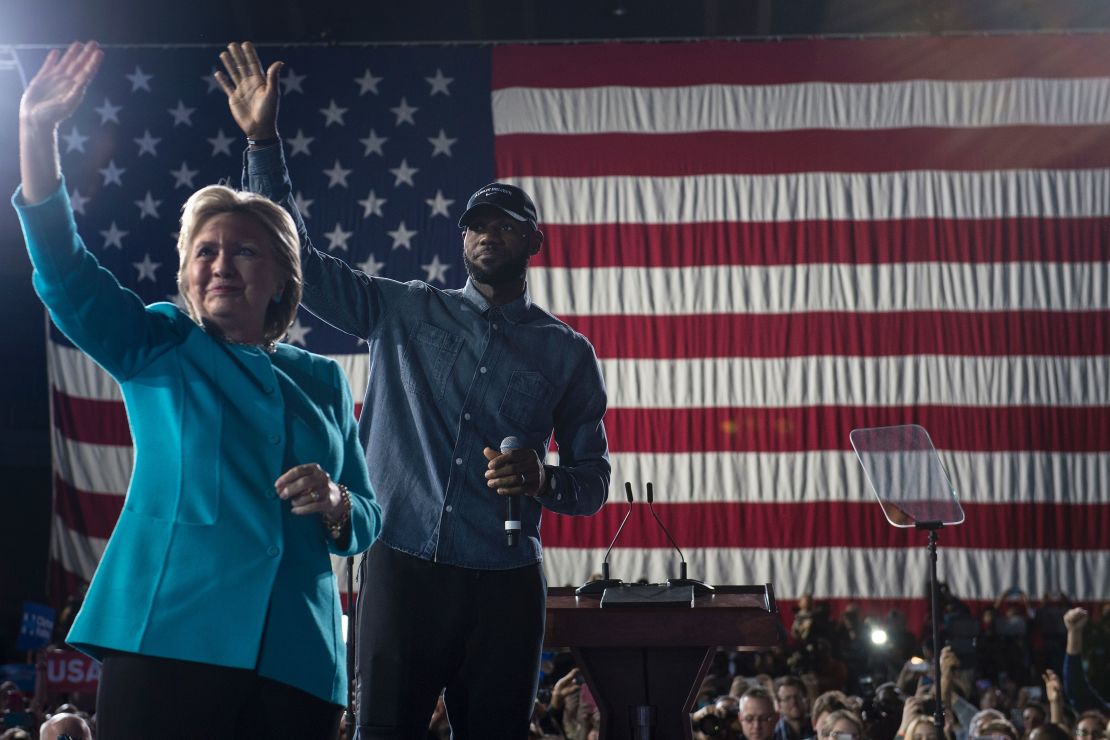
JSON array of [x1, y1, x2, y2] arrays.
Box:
[[14, 183, 382, 706]]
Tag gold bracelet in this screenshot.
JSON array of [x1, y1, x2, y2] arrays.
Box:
[[323, 483, 351, 540]]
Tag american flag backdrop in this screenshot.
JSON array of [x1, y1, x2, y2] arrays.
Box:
[[9, 35, 1110, 622]]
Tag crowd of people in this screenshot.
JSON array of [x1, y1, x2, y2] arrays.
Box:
[[3, 587, 1107, 738], [522, 595, 1109, 740]]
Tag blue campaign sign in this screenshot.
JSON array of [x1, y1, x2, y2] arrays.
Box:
[[0, 663, 35, 692], [16, 601, 56, 651]]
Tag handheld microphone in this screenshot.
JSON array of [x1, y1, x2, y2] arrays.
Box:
[[575, 481, 635, 595], [646, 482, 714, 595], [500, 436, 523, 546]]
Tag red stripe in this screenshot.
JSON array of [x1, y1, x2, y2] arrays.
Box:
[[541, 501, 1109, 550], [53, 474, 124, 541], [47, 561, 92, 611], [532, 219, 1110, 268], [52, 391, 364, 443], [54, 390, 1110, 453], [493, 35, 1110, 88], [605, 406, 1110, 453], [497, 128, 1110, 177], [53, 389, 131, 446], [565, 311, 1110, 359]]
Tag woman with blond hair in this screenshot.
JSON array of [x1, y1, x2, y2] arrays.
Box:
[[13, 41, 382, 739]]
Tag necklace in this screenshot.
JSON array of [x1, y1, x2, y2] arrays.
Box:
[[226, 337, 277, 354], [200, 319, 276, 354]]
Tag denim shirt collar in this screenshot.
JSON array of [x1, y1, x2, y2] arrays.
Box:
[[460, 277, 533, 323]]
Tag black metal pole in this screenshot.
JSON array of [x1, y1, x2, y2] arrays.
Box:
[[345, 555, 356, 739], [924, 525, 944, 736]]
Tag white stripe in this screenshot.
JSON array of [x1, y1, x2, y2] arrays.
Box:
[[48, 343, 120, 401], [493, 78, 1110, 134], [606, 451, 1110, 505], [54, 342, 1110, 407], [509, 170, 1110, 223], [50, 341, 369, 404], [331, 554, 359, 595], [601, 356, 1110, 408], [331, 351, 368, 403], [531, 262, 1109, 315], [541, 547, 1109, 601], [53, 442, 1110, 507], [51, 515, 106, 583], [54, 431, 132, 495]]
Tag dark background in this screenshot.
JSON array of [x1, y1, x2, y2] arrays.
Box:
[[2, 0, 1109, 658]]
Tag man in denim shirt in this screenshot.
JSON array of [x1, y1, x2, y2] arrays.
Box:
[[216, 43, 611, 738]]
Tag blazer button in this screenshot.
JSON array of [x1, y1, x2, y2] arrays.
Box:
[[266, 546, 280, 558]]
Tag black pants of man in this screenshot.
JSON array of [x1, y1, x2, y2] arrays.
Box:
[[96, 651, 342, 739], [355, 540, 547, 739]]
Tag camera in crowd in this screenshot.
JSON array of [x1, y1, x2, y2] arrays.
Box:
[[697, 697, 742, 738]]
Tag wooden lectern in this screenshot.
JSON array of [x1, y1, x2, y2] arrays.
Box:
[[545, 584, 783, 740]]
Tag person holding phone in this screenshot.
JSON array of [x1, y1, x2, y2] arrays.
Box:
[[14, 42, 382, 739]]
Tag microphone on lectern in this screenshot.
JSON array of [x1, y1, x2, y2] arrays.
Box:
[[645, 482, 714, 594], [575, 482, 635, 595]]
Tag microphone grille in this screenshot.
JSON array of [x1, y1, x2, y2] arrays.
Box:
[[499, 436, 524, 452]]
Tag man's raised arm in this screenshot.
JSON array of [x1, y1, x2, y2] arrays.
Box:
[[215, 41, 391, 340]]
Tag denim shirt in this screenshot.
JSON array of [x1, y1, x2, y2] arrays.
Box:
[[244, 144, 611, 569]]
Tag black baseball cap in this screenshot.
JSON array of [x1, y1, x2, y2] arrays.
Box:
[[458, 182, 539, 229]]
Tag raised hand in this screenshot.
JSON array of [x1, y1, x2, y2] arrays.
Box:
[[20, 41, 103, 204], [1063, 607, 1088, 632], [939, 645, 959, 674], [215, 41, 282, 140], [1042, 669, 1061, 704], [1064, 607, 1088, 656], [20, 41, 103, 131]]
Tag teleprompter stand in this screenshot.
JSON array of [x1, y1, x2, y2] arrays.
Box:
[[850, 424, 965, 739]]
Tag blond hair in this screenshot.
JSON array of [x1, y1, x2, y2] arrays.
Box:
[[176, 185, 302, 344]]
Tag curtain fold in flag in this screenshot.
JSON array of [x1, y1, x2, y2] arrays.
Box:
[[20, 34, 1110, 621]]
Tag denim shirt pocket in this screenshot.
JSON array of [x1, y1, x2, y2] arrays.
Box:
[[401, 321, 463, 400], [499, 370, 554, 432]]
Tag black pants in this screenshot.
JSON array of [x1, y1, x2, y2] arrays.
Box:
[[355, 541, 547, 739], [97, 652, 342, 740]]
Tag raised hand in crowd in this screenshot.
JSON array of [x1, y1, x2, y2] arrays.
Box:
[[1041, 669, 1066, 727], [898, 696, 926, 737], [1064, 608, 1088, 655], [939, 645, 959, 710], [550, 668, 583, 713]]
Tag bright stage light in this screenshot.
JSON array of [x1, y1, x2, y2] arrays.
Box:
[[869, 627, 888, 646]]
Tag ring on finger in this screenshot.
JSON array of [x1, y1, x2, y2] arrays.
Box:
[[519, 473, 526, 486], [309, 489, 320, 502]]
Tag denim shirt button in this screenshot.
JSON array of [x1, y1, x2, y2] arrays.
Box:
[[455, 458, 462, 465], [464, 412, 471, 421], [480, 366, 488, 374], [446, 505, 453, 513]]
